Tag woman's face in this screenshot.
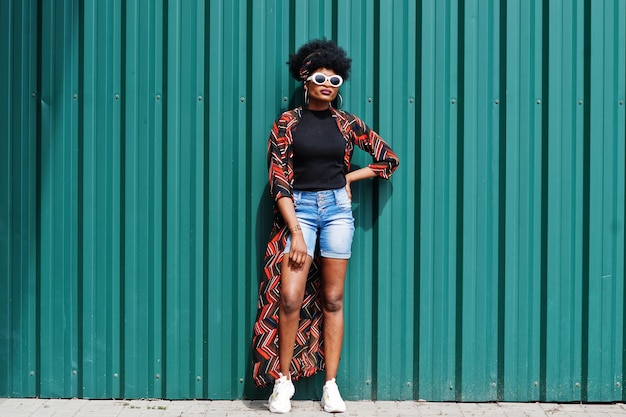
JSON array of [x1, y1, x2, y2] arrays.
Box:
[[305, 67, 340, 109]]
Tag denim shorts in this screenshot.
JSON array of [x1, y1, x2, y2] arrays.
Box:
[[284, 187, 355, 259]]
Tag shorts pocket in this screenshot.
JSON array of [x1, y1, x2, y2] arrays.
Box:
[[292, 191, 301, 208], [335, 189, 352, 210]]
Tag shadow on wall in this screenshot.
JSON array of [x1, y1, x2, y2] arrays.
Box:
[[243, 182, 273, 400]]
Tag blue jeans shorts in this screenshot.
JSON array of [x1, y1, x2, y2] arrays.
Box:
[[284, 187, 355, 259]]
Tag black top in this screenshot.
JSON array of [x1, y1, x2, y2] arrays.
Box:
[[292, 108, 347, 191]]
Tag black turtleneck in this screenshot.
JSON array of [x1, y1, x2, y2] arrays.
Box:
[[292, 108, 347, 191]]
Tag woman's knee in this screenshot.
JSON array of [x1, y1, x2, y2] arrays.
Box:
[[322, 294, 344, 313], [280, 292, 304, 315]]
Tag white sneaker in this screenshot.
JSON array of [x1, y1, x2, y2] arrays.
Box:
[[268, 374, 295, 413], [321, 378, 346, 413]]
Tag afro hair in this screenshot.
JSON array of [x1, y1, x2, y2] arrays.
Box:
[[287, 38, 352, 82]]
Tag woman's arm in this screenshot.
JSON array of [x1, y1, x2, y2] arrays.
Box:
[[348, 115, 399, 179], [344, 167, 376, 200], [277, 196, 308, 269]]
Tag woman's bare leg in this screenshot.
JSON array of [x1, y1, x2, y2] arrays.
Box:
[[278, 255, 313, 377], [319, 257, 348, 380]]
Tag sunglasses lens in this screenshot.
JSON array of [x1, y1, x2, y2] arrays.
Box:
[[329, 76, 342, 86], [313, 74, 327, 84]]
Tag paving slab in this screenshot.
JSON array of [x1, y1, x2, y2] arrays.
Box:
[[0, 398, 625, 417]]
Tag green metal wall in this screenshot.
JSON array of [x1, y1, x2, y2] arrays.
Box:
[[1, 0, 624, 402]]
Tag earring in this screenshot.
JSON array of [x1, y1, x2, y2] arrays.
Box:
[[304, 89, 309, 105], [336, 93, 343, 108]]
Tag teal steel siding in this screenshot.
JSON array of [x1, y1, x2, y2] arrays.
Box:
[[502, 0, 544, 402], [1, 0, 39, 398], [38, 0, 80, 398], [419, 0, 460, 401], [0, 0, 625, 402], [81, 0, 123, 399], [586, 0, 625, 401], [544, 0, 585, 401]]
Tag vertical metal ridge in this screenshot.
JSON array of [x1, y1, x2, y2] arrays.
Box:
[[202, 0, 212, 400], [118, 0, 127, 400], [496, 0, 507, 401], [412, 0, 423, 401], [2, 0, 12, 397], [454, 0, 465, 402], [331, 0, 338, 42], [622, 0, 626, 402], [76, 0, 85, 399], [160, 0, 169, 400], [580, 0, 592, 403], [621, 0, 626, 403], [0, 0, 10, 397], [538, 0, 550, 402], [243, 0, 255, 368], [370, 0, 381, 401], [34, 0, 43, 399]]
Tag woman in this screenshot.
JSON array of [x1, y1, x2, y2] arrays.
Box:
[[252, 39, 399, 413]]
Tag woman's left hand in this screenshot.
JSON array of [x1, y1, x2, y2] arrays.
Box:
[[345, 167, 377, 200], [345, 179, 352, 200]]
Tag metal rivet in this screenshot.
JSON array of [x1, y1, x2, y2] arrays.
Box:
[[29, 371, 35, 376], [156, 95, 161, 101], [619, 100, 624, 106], [113, 373, 119, 378], [114, 94, 120, 100], [616, 382, 621, 387], [408, 98, 414, 104], [451, 99, 456, 104], [72, 94, 78, 100], [575, 382, 580, 388], [239, 378, 244, 383], [283, 96, 288, 102], [31, 92, 36, 98], [406, 382, 412, 387], [449, 385, 454, 390], [533, 381, 539, 387], [367, 98, 373, 103], [240, 97, 245, 102], [198, 96, 203, 101], [491, 382, 497, 388], [536, 99, 541, 104], [578, 100, 583, 105], [72, 370, 77, 375], [494, 99, 499, 105], [155, 374, 160, 379], [365, 380, 371, 385], [196, 376, 201, 381]]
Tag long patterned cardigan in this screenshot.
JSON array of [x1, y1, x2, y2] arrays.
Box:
[[252, 106, 399, 387]]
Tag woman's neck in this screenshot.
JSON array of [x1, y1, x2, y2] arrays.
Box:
[[306, 103, 331, 111]]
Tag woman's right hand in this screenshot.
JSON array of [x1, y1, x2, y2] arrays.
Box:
[[276, 196, 308, 269], [288, 231, 308, 269]]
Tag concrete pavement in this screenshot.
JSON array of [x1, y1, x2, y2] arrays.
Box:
[[1, 398, 626, 417]]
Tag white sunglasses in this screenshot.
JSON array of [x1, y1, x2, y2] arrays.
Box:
[[306, 72, 344, 87]]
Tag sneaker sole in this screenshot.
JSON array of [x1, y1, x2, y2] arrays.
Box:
[[269, 404, 291, 413], [321, 400, 346, 413]]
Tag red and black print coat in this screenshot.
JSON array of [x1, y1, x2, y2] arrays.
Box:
[[252, 106, 399, 387]]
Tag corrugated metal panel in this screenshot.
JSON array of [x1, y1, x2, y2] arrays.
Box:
[[586, 0, 625, 401], [1, 0, 624, 402], [1, 0, 39, 399], [544, 0, 586, 401], [502, 0, 544, 402]]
